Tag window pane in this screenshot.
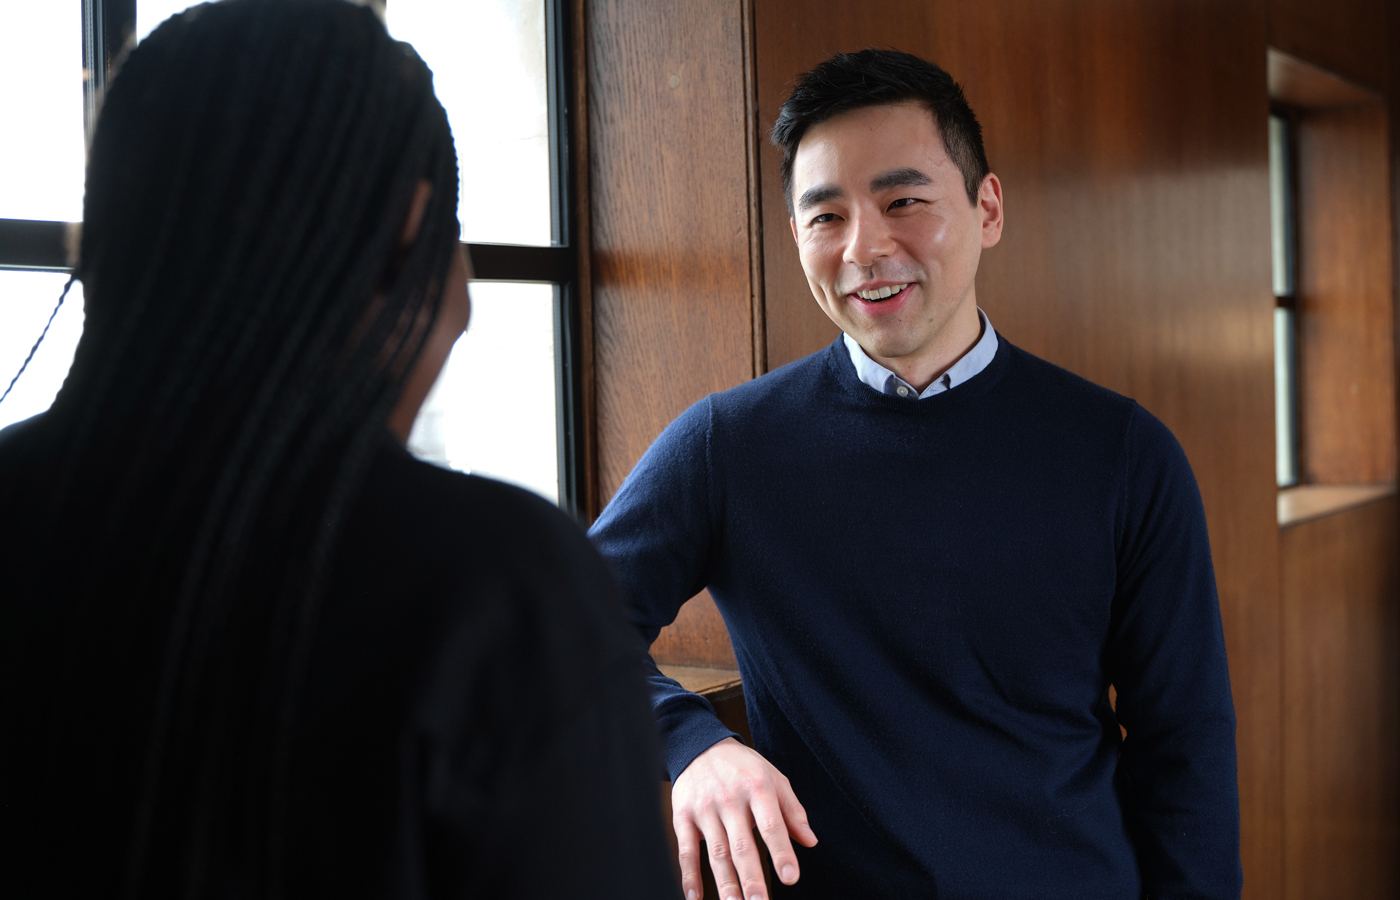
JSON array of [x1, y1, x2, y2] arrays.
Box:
[[0, 4, 86, 222], [1268, 115, 1294, 298], [1274, 307, 1298, 487], [387, 0, 552, 245], [407, 282, 558, 502], [136, 1, 206, 44], [0, 271, 86, 431]]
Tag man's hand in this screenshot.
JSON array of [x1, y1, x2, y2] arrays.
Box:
[[671, 737, 819, 900]]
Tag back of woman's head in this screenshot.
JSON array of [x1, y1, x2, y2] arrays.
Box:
[[72, 0, 457, 445], [0, 1, 458, 894]]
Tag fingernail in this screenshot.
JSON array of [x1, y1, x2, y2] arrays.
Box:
[[686, 892, 697, 900], [782, 864, 797, 882]]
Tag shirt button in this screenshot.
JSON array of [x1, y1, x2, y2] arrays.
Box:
[[896, 385, 910, 397]]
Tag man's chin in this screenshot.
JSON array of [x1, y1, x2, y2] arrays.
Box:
[[852, 333, 921, 363]]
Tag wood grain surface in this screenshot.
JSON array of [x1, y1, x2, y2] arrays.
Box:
[[1269, 48, 1379, 110], [1268, 0, 1390, 94], [650, 588, 740, 669], [587, 0, 755, 501], [1294, 100, 1397, 484], [752, 1, 1283, 893], [1281, 496, 1400, 900], [585, 0, 757, 667], [1278, 483, 1396, 525]]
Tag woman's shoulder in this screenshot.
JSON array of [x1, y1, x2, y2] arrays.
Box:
[[310, 435, 634, 733], [323, 435, 623, 667], [348, 437, 598, 587]]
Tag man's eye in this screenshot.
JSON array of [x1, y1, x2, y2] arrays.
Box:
[[810, 212, 838, 225], [889, 197, 920, 210]]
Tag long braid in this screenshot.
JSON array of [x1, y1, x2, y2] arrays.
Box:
[[0, 275, 76, 405], [0, 2, 460, 896]]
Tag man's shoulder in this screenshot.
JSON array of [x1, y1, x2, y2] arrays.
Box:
[[999, 339, 1188, 470], [1001, 341, 1133, 412]]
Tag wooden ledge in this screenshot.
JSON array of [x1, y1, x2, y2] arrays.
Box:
[[1268, 48, 1381, 109], [1278, 484, 1396, 527], [658, 664, 742, 698]]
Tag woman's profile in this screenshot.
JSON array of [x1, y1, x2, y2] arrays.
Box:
[[0, 1, 677, 896]]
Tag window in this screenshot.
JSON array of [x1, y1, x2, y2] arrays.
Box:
[[1266, 48, 1397, 499], [0, 2, 93, 428], [1269, 111, 1300, 488], [0, 0, 584, 514]]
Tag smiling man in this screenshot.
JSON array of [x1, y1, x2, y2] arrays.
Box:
[[590, 50, 1240, 900]]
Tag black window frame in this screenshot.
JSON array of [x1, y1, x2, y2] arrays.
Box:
[[0, 0, 585, 517]]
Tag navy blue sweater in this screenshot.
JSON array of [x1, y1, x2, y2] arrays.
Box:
[[590, 336, 1240, 899]]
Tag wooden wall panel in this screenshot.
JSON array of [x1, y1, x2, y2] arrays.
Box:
[[1395, 0, 1400, 489], [1281, 496, 1400, 900], [1268, 0, 1389, 94], [1394, 0, 1400, 491], [752, 0, 1284, 894], [1295, 103, 1397, 484], [649, 590, 740, 669], [586, 0, 755, 666]]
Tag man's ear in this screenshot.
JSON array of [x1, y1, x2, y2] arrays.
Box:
[[790, 217, 798, 243], [400, 179, 433, 247], [979, 173, 1003, 249]]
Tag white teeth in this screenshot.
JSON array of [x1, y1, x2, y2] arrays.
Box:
[[856, 283, 908, 301]]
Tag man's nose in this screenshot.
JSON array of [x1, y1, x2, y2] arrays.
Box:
[[843, 208, 894, 268]]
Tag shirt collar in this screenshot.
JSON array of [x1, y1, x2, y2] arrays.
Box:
[[842, 309, 999, 399]]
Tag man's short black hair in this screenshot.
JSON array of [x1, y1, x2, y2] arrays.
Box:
[[772, 48, 990, 214]]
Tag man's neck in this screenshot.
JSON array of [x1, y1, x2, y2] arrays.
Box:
[[866, 302, 984, 393]]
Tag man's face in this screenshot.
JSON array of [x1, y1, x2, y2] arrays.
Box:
[[789, 102, 1001, 366]]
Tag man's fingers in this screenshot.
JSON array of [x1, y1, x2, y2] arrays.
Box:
[[670, 740, 810, 898], [750, 795, 801, 886], [718, 808, 770, 900], [776, 777, 819, 848], [674, 817, 705, 900], [697, 813, 745, 900]]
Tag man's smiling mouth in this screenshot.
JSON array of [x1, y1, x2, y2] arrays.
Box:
[[854, 283, 909, 301]]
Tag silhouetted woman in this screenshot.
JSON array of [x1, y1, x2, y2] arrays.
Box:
[[0, 2, 677, 896]]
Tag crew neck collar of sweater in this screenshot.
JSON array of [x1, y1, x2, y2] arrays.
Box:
[[842, 308, 999, 399], [826, 325, 1012, 410]]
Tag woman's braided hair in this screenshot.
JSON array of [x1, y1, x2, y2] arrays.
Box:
[[1, 1, 458, 894]]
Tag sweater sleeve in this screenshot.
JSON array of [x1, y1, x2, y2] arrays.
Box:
[[587, 398, 741, 783], [1107, 404, 1242, 899]]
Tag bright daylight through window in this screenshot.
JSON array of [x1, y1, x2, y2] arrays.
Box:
[[1269, 112, 1299, 489], [387, 0, 562, 503], [0, 5, 86, 429], [2, 0, 569, 508]]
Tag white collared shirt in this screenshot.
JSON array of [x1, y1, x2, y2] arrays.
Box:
[[843, 309, 999, 399]]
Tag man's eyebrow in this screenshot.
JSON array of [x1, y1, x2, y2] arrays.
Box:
[[870, 167, 932, 192], [797, 184, 842, 212]]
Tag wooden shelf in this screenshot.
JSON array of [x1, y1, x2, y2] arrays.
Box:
[[658, 664, 742, 698], [1268, 48, 1380, 109], [1278, 484, 1396, 527]]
